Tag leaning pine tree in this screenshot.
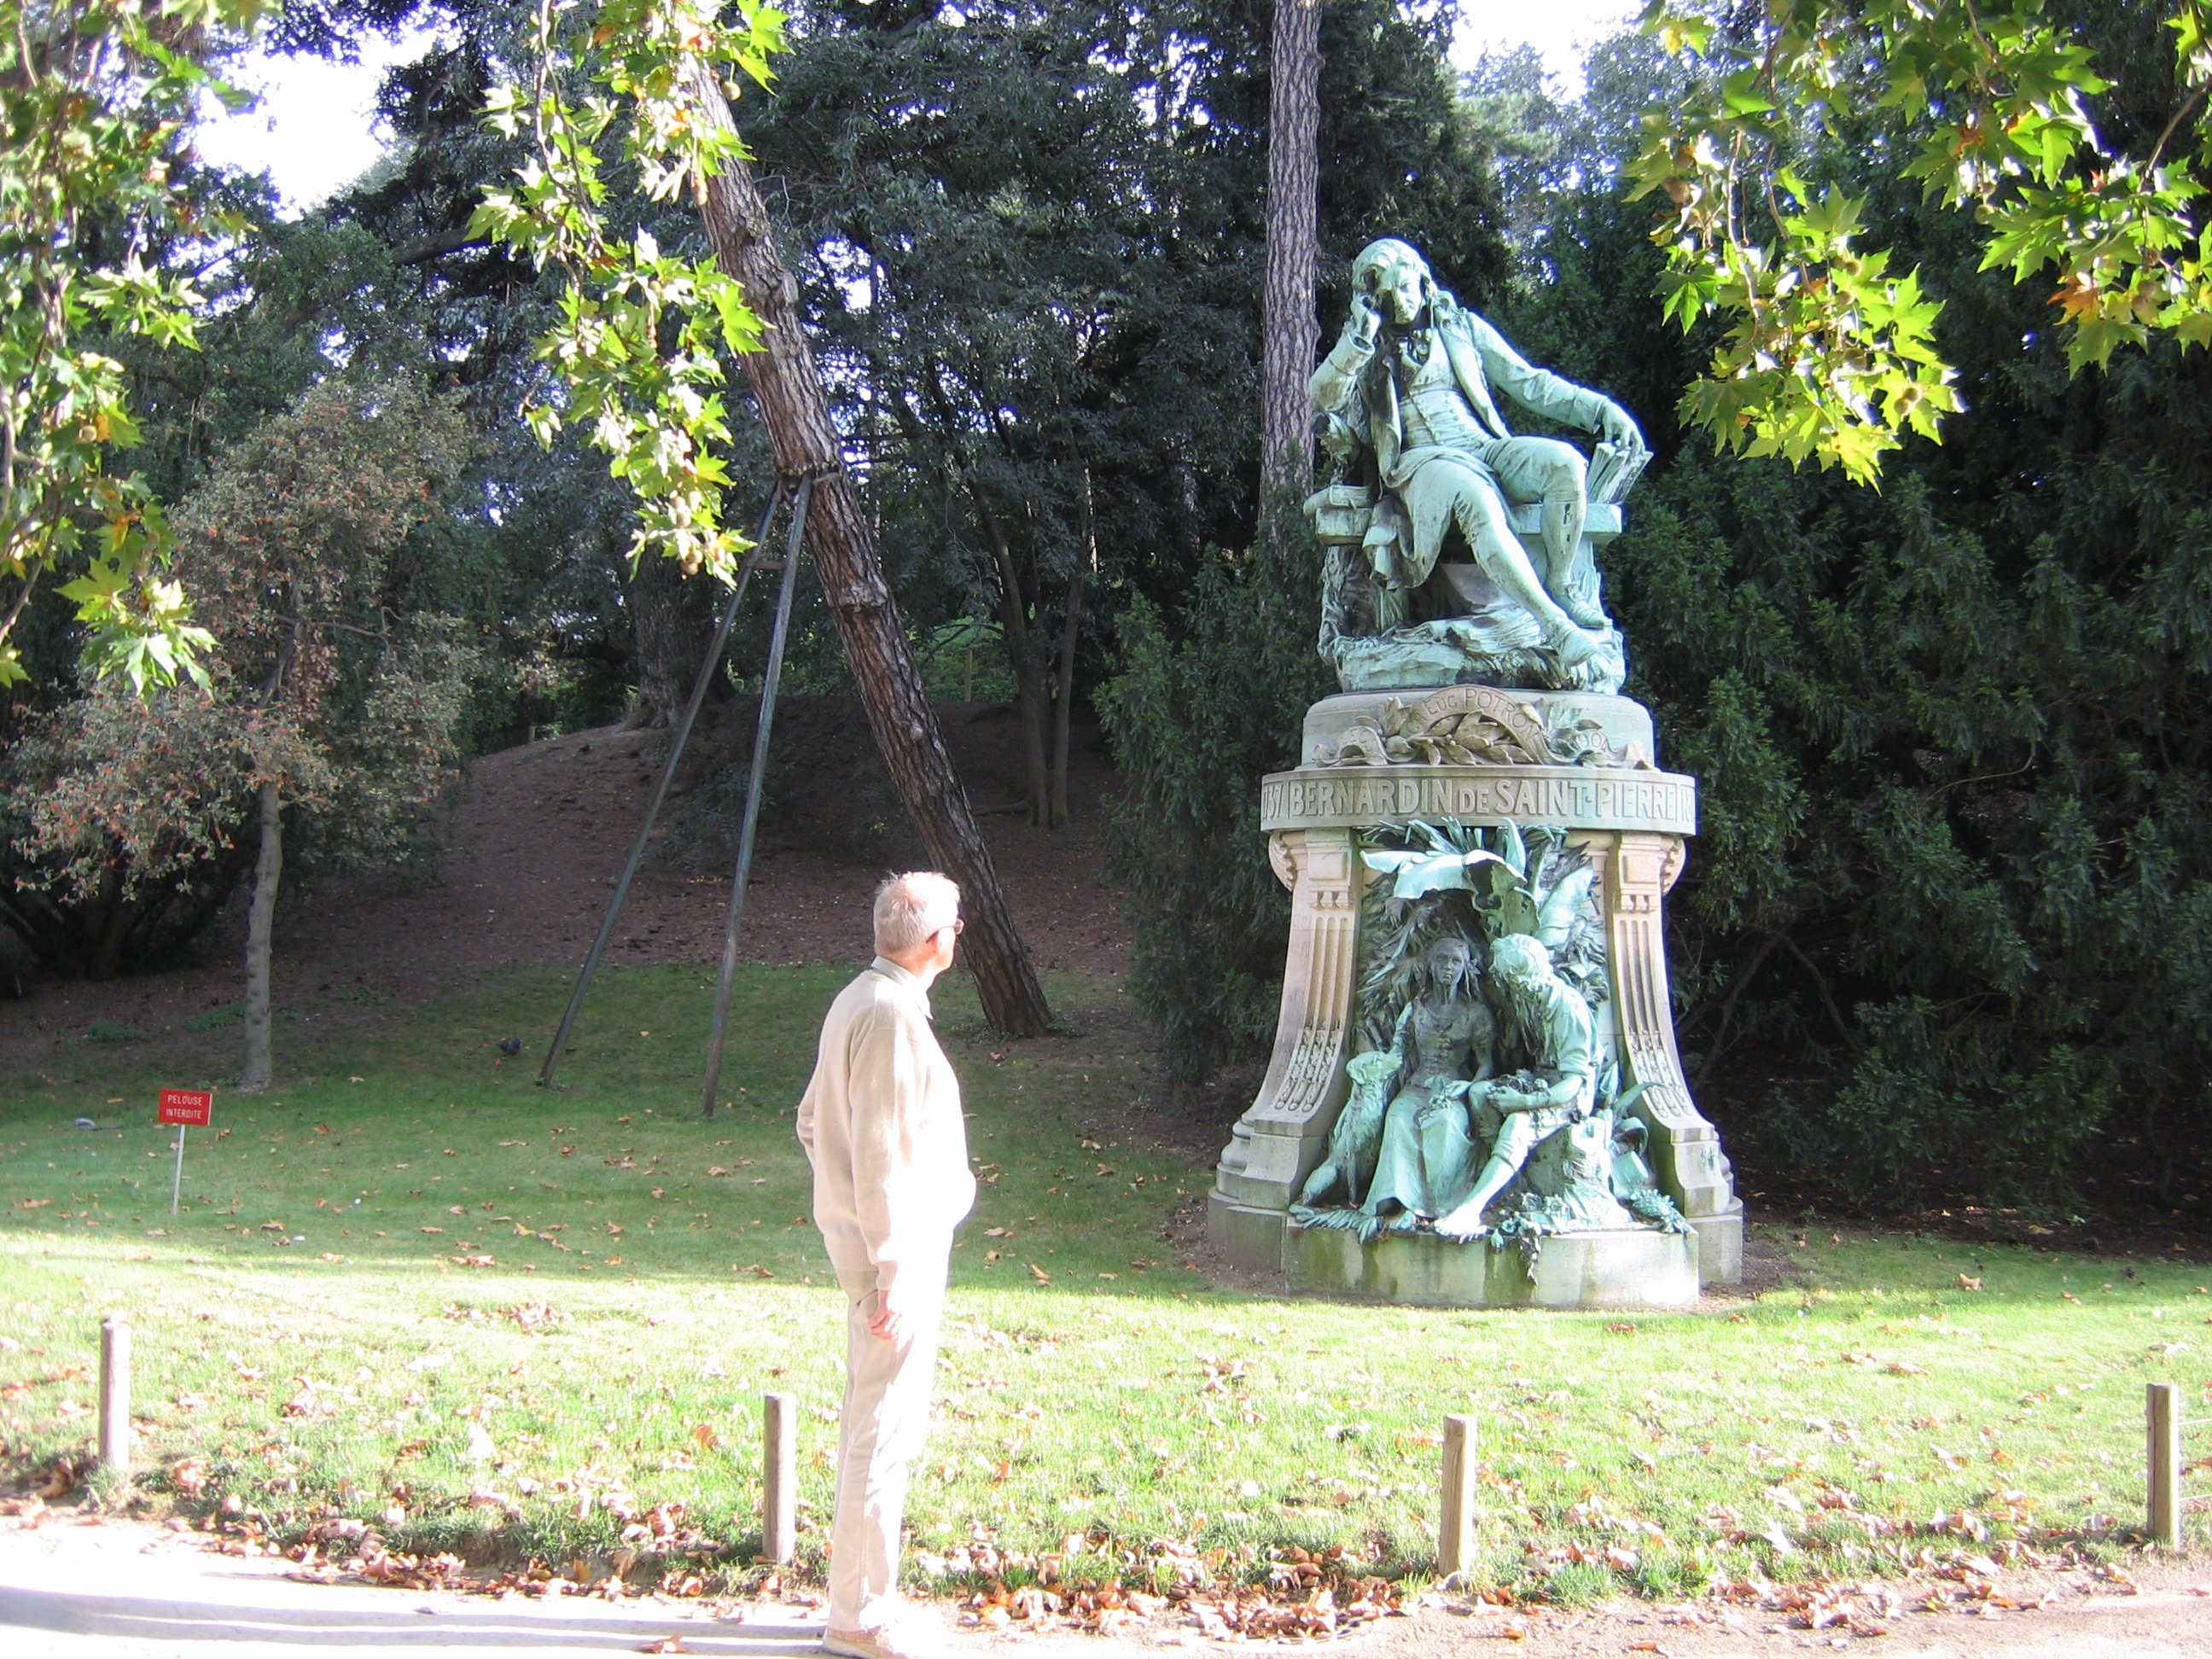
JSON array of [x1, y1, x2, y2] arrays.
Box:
[[474, 0, 1051, 1036]]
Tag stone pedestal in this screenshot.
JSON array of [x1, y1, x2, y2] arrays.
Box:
[[1208, 685, 1743, 1301], [1285, 1223, 1700, 1309]]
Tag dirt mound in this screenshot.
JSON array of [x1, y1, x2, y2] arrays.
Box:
[[0, 700, 1131, 1045]]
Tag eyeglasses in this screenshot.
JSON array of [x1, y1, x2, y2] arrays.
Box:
[[938, 918, 965, 937]]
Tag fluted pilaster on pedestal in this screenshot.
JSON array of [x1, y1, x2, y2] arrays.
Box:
[[1208, 828, 1360, 1266], [1591, 830, 1743, 1282]]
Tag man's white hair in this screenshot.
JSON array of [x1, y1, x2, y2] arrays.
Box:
[[873, 870, 962, 956], [1488, 932, 1551, 981]]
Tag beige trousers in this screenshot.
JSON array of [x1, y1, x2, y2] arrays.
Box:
[[826, 1261, 946, 1633]]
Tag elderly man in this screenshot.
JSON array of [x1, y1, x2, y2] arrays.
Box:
[[1310, 237, 1644, 664], [798, 872, 975, 1659]]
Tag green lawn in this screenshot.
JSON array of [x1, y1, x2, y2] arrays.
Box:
[[2, 962, 2206, 1604]]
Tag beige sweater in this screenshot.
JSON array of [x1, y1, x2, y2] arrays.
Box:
[[796, 958, 975, 1295]]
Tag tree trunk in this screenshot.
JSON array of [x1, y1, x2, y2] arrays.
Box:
[[1260, 0, 1323, 508], [681, 59, 1051, 1038], [238, 781, 282, 1093], [975, 495, 1052, 825], [629, 548, 732, 726], [1049, 473, 1094, 830], [1048, 556, 1081, 829], [88, 857, 131, 980]]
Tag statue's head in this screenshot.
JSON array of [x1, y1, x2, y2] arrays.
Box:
[[1424, 933, 1474, 994], [1352, 238, 1435, 327], [1487, 933, 1554, 996]]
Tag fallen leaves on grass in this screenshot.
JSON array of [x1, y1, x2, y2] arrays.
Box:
[[295, 1501, 725, 1602], [0, 1365, 84, 1398], [442, 1301, 561, 1332], [943, 1536, 1396, 1641], [26, 1456, 82, 1499]]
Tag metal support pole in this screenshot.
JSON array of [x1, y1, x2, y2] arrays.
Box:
[[1440, 1412, 1476, 1581], [701, 476, 812, 1117], [98, 1317, 131, 1476], [540, 489, 785, 1086], [2147, 1381, 2181, 1547], [169, 1124, 184, 1216], [762, 1390, 797, 1563]]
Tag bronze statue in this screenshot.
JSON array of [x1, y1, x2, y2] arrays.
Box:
[[1307, 238, 1649, 694]]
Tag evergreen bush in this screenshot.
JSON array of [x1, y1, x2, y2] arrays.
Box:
[[1097, 527, 1333, 1081]]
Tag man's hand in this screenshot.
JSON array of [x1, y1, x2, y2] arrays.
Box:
[[1348, 291, 1382, 347], [867, 1284, 917, 1346], [1598, 399, 1644, 453]]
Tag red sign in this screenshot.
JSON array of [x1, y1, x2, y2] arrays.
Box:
[[158, 1089, 213, 1127]]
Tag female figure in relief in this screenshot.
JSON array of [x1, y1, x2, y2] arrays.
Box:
[[1355, 933, 1497, 1237]]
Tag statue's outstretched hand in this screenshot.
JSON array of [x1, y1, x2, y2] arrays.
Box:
[[1598, 400, 1645, 454]]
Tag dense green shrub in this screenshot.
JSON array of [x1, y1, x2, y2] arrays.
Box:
[[1096, 530, 1333, 1081]]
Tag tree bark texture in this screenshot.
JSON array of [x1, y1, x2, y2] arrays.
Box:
[[629, 546, 733, 727], [1260, 0, 1323, 505], [682, 60, 1052, 1037], [238, 781, 282, 1092]]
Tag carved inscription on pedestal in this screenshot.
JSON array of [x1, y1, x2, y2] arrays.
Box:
[[1261, 766, 1697, 837]]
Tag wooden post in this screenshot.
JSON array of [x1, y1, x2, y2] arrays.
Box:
[[763, 1391, 796, 1563], [2147, 1381, 2181, 1548], [98, 1317, 131, 1476], [1439, 1412, 1476, 1580]]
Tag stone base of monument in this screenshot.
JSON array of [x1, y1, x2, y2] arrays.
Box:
[[1208, 682, 1745, 1307], [1285, 1222, 1699, 1309]]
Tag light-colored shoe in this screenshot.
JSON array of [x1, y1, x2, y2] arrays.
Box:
[[823, 1622, 941, 1659]]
